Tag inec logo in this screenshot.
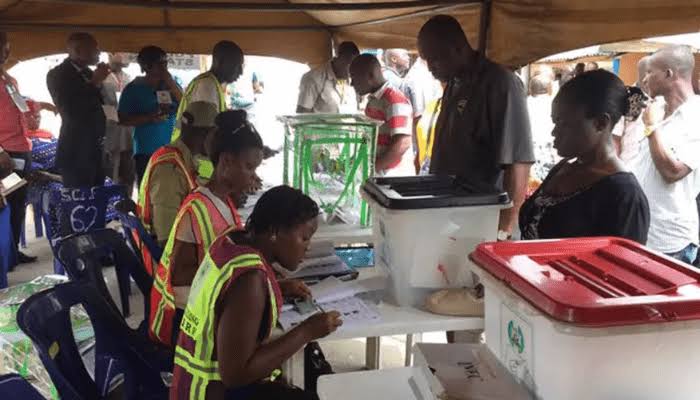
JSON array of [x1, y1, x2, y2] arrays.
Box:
[[507, 320, 525, 354]]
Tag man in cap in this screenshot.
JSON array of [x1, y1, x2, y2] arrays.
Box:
[[139, 101, 218, 248]]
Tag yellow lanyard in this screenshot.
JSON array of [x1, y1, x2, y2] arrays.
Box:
[[337, 79, 347, 103]]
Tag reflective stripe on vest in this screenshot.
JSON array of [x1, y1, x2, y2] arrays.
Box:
[[137, 146, 197, 233], [171, 72, 226, 142], [173, 251, 280, 400], [149, 189, 242, 346]]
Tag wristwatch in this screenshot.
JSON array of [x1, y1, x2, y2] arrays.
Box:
[[497, 230, 511, 241]]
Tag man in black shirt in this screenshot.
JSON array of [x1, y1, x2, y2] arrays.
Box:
[[418, 15, 534, 240], [47, 32, 110, 187]]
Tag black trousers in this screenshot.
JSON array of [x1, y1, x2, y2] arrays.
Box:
[[60, 159, 106, 188], [6, 151, 30, 250]]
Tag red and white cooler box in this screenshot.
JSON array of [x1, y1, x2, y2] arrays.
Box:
[[470, 237, 700, 400]]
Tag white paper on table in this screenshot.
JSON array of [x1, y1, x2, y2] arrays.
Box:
[[278, 296, 380, 331]]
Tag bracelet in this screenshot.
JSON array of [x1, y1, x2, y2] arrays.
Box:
[[644, 126, 655, 137]]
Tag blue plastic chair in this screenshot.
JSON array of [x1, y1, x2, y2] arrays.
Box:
[[115, 199, 163, 267], [57, 228, 152, 322], [0, 373, 46, 400], [17, 281, 170, 400], [57, 229, 173, 395], [40, 184, 127, 274], [0, 203, 17, 288]]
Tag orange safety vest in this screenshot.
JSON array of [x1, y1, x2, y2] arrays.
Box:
[[149, 188, 242, 347], [136, 145, 198, 275], [170, 235, 282, 400]]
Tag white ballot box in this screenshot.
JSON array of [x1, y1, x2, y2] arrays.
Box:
[[362, 176, 509, 307], [470, 238, 700, 400]]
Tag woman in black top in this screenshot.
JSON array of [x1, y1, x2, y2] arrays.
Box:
[[520, 70, 650, 244]]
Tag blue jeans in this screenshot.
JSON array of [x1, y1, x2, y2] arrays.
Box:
[[666, 243, 699, 265]]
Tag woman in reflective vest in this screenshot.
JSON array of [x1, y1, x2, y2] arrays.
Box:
[[171, 186, 342, 400], [149, 110, 264, 347]]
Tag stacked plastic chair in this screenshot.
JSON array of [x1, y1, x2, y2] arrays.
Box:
[[56, 229, 173, 394], [17, 281, 170, 399]]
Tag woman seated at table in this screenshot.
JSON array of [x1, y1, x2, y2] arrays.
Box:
[[171, 185, 342, 400], [520, 69, 650, 243], [149, 109, 265, 347]]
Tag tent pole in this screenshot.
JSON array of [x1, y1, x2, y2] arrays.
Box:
[[477, 0, 492, 55], [33, 0, 483, 12]]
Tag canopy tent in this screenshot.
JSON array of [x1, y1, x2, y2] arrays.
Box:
[[1, 0, 700, 67]]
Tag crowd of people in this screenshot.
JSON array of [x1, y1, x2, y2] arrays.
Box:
[[0, 13, 700, 400]]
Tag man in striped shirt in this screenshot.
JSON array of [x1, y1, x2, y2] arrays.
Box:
[[350, 54, 415, 176]]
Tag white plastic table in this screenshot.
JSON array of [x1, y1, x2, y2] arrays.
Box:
[[317, 366, 439, 400], [277, 268, 484, 387]]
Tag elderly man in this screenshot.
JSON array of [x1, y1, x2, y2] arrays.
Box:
[[382, 48, 411, 88], [637, 45, 700, 264], [350, 54, 414, 176], [297, 41, 360, 114], [418, 15, 534, 241], [47, 32, 110, 188]]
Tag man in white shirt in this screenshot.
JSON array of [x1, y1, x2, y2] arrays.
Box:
[[382, 48, 410, 88], [637, 45, 700, 264], [296, 42, 359, 114]]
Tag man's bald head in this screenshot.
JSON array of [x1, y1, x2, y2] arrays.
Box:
[[417, 15, 474, 82], [418, 15, 471, 50], [349, 54, 384, 96], [643, 45, 696, 97], [384, 48, 411, 74], [67, 32, 99, 66], [652, 45, 695, 80]]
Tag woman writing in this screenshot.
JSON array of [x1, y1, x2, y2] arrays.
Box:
[[520, 70, 650, 243], [149, 110, 264, 346], [171, 186, 342, 400]]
